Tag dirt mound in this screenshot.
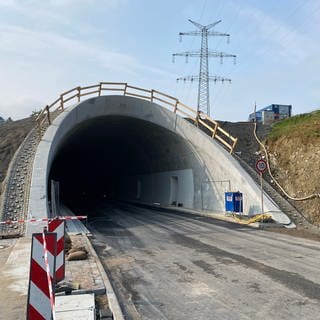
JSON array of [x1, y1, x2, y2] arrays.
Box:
[[0, 117, 35, 189], [265, 111, 320, 224], [267, 134, 320, 224]]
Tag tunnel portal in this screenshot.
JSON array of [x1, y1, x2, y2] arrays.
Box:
[[27, 94, 287, 235], [49, 115, 201, 210]]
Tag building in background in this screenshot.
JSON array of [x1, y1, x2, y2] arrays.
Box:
[[249, 104, 292, 124]]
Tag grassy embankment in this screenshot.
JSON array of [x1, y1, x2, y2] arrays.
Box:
[[267, 110, 320, 141]]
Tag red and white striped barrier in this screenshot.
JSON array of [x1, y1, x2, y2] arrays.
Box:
[[42, 231, 56, 320], [27, 232, 57, 320], [48, 220, 65, 282], [0, 215, 87, 225]]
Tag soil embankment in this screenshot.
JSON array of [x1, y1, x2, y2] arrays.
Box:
[[266, 111, 320, 224], [0, 117, 35, 194]]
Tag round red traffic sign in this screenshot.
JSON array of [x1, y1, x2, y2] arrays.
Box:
[[255, 159, 267, 173]]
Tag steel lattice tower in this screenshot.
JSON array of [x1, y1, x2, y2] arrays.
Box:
[[173, 19, 236, 116]]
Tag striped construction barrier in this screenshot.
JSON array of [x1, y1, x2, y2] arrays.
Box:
[[0, 215, 87, 225], [48, 219, 65, 282], [27, 232, 57, 320]]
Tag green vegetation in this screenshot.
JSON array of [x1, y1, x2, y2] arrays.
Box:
[[267, 110, 320, 140], [30, 110, 41, 119]]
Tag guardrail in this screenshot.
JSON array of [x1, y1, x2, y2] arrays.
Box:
[[36, 82, 238, 153]]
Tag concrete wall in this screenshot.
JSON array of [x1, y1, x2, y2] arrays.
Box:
[[27, 95, 291, 234], [121, 169, 194, 208]]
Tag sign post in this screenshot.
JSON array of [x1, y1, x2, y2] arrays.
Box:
[[255, 159, 267, 214], [259, 172, 264, 214]]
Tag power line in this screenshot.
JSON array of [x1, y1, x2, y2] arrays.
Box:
[[172, 19, 236, 117], [172, 0, 208, 101]]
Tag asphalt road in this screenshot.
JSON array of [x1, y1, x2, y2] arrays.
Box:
[[88, 203, 320, 320]]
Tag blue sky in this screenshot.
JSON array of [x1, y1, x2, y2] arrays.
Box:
[[0, 0, 319, 121]]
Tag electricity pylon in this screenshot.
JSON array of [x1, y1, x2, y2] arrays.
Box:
[[173, 19, 236, 116]]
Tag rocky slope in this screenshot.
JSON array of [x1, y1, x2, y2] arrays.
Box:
[[0, 117, 35, 193]]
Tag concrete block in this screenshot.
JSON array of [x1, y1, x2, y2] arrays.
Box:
[[55, 293, 95, 320]]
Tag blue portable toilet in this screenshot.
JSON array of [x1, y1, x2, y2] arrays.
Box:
[[225, 192, 243, 213]]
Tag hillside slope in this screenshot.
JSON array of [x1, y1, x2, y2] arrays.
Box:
[[266, 111, 320, 224], [0, 117, 35, 189], [220, 117, 320, 228]]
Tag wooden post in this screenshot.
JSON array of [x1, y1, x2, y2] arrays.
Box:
[[77, 86, 81, 102], [46, 106, 51, 125], [98, 83, 102, 96], [230, 138, 238, 154], [60, 95, 64, 110], [151, 89, 154, 102], [212, 123, 218, 138], [173, 101, 178, 113], [193, 111, 198, 126]]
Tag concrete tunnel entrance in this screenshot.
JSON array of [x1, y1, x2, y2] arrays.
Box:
[[27, 94, 289, 234], [48, 115, 202, 211]]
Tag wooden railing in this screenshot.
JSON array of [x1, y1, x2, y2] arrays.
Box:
[[36, 82, 238, 153]]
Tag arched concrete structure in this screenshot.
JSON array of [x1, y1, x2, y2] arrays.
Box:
[[27, 95, 291, 233]]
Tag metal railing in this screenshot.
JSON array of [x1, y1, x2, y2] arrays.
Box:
[[36, 82, 238, 153]]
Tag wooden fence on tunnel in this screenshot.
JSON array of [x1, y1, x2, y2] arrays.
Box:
[[36, 82, 238, 153]]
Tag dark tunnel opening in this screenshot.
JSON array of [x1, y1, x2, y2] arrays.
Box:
[[49, 115, 199, 213]]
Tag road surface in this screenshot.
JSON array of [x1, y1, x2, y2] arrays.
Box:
[[88, 203, 320, 320]]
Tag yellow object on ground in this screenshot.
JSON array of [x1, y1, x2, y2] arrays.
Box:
[[232, 213, 272, 224]]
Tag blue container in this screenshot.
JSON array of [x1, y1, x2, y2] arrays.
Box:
[[225, 192, 243, 213]]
